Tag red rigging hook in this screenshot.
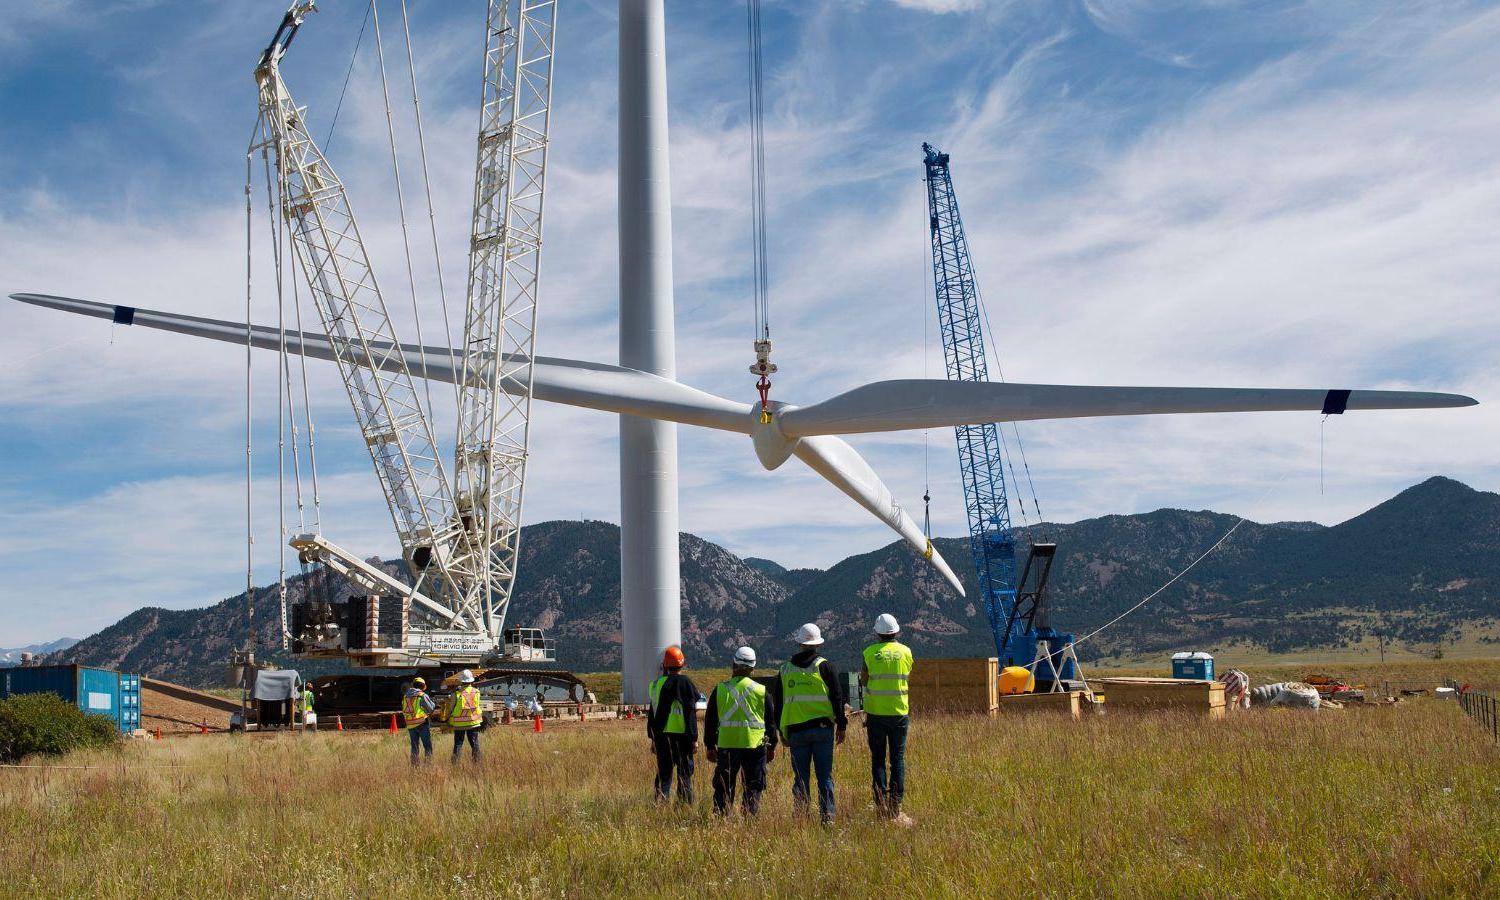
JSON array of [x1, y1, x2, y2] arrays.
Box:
[[750, 338, 777, 423]]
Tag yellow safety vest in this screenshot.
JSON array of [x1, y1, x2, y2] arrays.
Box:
[[649, 676, 687, 734], [779, 657, 834, 730], [299, 690, 314, 713], [714, 676, 767, 749], [402, 691, 432, 728], [447, 686, 483, 729], [862, 640, 913, 716]]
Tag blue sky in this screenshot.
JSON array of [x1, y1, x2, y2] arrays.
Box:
[[3, 0, 1498, 646]]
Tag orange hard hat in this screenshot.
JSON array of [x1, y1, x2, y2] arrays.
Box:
[[662, 645, 685, 669]]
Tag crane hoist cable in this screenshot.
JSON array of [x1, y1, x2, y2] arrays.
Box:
[[370, 0, 436, 418], [745, 0, 775, 422], [323, 3, 372, 153], [242, 149, 256, 653], [397, 0, 461, 410], [921, 184, 934, 557], [973, 276, 1044, 526]]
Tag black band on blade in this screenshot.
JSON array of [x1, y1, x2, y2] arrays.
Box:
[[112, 305, 136, 326], [1322, 389, 1351, 415]]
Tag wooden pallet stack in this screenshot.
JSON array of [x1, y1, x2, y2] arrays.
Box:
[[907, 658, 998, 715], [1092, 677, 1227, 719]]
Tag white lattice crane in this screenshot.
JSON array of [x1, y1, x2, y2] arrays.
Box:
[[249, 0, 556, 666]]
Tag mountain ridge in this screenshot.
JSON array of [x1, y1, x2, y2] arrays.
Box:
[[1, 637, 79, 667], [47, 476, 1500, 685]]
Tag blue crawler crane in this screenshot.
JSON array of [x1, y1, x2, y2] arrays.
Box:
[[922, 142, 1076, 684]]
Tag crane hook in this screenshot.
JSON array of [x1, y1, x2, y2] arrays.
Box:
[[750, 338, 777, 423]]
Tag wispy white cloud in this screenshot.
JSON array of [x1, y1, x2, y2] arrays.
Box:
[[888, 0, 984, 13]]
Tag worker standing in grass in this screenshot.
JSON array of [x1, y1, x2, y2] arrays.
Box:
[[445, 670, 484, 764], [647, 645, 699, 804], [705, 646, 777, 817], [403, 676, 436, 766], [861, 613, 915, 826], [771, 623, 846, 824]]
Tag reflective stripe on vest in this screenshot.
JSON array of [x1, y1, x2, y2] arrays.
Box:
[[779, 657, 834, 729], [402, 691, 431, 727], [649, 676, 687, 734], [862, 640, 913, 715], [448, 687, 483, 728], [714, 677, 767, 749]]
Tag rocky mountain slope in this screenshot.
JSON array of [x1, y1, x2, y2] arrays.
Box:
[[48, 477, 1500, 685]]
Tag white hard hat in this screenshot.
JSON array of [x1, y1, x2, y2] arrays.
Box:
[[733, 646, 757, 667], [458, 669, 475, 684], [793, 622, 825, 646], [874, 613, 900, 636]]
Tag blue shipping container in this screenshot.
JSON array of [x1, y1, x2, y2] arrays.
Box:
[[1, 665, 134, 733], [120, 674, 142, 732]]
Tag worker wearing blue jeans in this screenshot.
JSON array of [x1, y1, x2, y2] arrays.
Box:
[[864, 714, 908, 812], [403, 677, 436, 766], [771, 623, 847, 824], [785, 723, 838, 819], [861, 615, 914, 825]]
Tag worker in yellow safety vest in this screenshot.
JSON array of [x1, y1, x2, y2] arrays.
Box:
[[860, 613, 915, 826], [769, 623, 847, 824], [647, 645, 699, 804], [403, 676, 436, 766], [444, 670, 484, 764], [297, 683, 314, 725], [705, 646, 778, 816]]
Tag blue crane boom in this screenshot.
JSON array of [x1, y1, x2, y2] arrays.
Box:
[[922, 142, 1075, 679]]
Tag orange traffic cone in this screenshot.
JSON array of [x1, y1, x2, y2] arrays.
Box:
[[533, 713, 543, 733], [200, 721, 208, 735], [579, 706, 585, 722], [389, 714, 399, 734], [336, 716, 344, 732], [154, 728, 162, 740]]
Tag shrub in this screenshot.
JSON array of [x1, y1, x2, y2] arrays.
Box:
[[0, 693, 120, 762]]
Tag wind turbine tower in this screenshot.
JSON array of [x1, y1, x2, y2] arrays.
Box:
[[617, 0, 681, 704]]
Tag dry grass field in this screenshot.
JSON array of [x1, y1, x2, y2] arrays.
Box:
[[3, 658, 1498, 897]]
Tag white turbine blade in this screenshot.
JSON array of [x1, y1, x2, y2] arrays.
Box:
[[792, 434, 965, 596], [777, 378, 1477, 437], [10, 293, 752, 433]]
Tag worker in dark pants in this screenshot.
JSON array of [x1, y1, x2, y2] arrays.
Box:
[[445, 669, 484, 764], [770, 623, 846, 824], [403, 676, 436, 766], [647, 645, 699, 803], [706, 646, 778, 816], [861, 613, 914, 826]]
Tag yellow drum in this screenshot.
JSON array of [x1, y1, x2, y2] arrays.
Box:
[[999, 665, 1035, 695]]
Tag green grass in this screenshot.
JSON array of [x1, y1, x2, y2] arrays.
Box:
[[3, 660, 1498, 897]]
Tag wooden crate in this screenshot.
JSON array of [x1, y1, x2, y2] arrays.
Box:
[[1093, 677, 1226, 719], [909, 657, 997, 715], [998, 689, 1083, 719]]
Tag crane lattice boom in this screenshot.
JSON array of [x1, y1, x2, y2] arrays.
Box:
[[255, 4, 478, 631], [455, 0, 557, 643], [922, 142, 1022, 662], [247, 0, 557, 662]]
